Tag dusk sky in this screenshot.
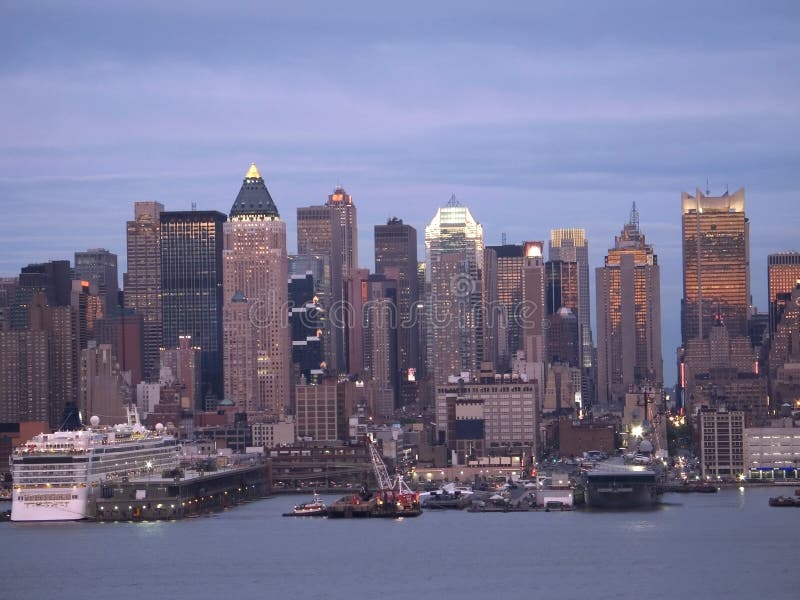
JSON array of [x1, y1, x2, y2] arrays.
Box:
[[2, 1, 799, 385]]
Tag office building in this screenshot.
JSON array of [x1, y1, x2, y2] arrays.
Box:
[[160, 209, 226, 403], [769, 282, 800, 410], [484, 243, 526, 372], [681, 188, 749, 344], [699, 408, 745, 479], [520, 241, 547, 364], [223, 163, 289, 419], [160, 335, 201, 410], [768, 252, 800, 334], [74, 248, 119, 315], [79, 342, 130, 423], [125, 201, 165, 380], [435, 368, 538, 460], [11, 260, 72, 330], [296, 187, 358, 374], [288, 273, 326, 383], [361, 274, 399, 416], [374, 218, 419, 376], [596, 204, 663, 406], [425, 198, 485, 383]]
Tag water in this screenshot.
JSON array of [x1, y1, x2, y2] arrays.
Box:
[[3, 487, 798, 600]]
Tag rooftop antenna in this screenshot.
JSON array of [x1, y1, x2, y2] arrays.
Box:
[[447, 193, 459, 207], [501, 232, 507, 245], [629, 201, 640, 230], [705, 177, 710, 195], [191, 201, 197, 211]]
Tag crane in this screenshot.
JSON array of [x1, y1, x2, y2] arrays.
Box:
[[367, 437, 419, 511]]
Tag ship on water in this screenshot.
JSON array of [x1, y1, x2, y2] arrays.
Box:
[[584, 466, 660, 509], [10, 408, 180, 522]]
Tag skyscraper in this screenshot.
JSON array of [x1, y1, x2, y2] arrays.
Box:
[[520, 242, 547, 364], [596, 204, 663, 407], [374, 218, 419, 377], [681, 188, 749, 344], [11, 260, 72, 330], [425, 198, 484, 383], [296, 186, 358, 374], [484, 243, 526, 371], [549, 229, 595, 406], [73, 248, 119, 315], [769, 282, 800, 410], [223, 163, 289, 419], [160, 209, 226, 404], [362, 274, 399, 416], [288, 273, 325, 383], [768, 252, 800, 334], [125, 201, 164, 381]]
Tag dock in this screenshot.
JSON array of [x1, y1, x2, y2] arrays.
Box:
[[88, 462, 270, 522]]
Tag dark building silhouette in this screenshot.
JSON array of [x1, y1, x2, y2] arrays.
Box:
[[289, 273, 325, 383], [160, 210, 227, 404], [374, 218, 419, 378]]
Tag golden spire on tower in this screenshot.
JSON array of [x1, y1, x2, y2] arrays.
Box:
[[245, 162, 261, 179]]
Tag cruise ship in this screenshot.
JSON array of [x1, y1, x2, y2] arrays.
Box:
[[10, 408, 180, 522]]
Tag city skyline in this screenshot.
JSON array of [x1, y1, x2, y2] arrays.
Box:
[[2, 2, 800, 389]]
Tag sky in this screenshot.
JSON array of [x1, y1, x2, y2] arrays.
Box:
[[1, 1, 799, 386]]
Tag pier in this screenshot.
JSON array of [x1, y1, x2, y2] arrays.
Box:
[[89, 462, 270, 522]]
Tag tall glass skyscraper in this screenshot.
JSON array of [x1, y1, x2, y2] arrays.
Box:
[[425, 197, 484, 383], [160, 209, 227, 405], [681, 188, 749, 344], [549, 228, 594, 406]]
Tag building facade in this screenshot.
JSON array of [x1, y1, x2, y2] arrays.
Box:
[[596, 205, 663, 406], [374, 218, 419, 377], [425, 198, 485, 383], [768, 252, 800, 334], [160, 210, 226, 403], [435, 371, 538, 461], [296, 187, 358, 374], [223, 164, 289, 419], [681, 188, 749, 344], [125, 201, 165, 380], [699, 408, 745, 479], [74, 248, 119, 316]]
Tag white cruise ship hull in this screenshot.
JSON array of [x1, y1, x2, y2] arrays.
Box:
[[11, 487, 89, 522]]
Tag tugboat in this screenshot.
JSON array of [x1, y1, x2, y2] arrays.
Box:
[[283, 492, 327, 517]]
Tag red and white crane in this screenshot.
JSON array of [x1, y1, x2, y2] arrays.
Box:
[[367, 437, 419, 510]]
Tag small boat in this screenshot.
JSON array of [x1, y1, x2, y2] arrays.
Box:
[[768, 496, 799, 508], [283, 492, 327, 517]]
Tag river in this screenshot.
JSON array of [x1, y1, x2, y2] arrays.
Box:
[[2, 486, 797, 600]]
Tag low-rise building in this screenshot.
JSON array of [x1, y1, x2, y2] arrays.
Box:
[[699, 408, 745, 479], [744, 425, 800, 478], [252, 417, 296, 448]]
